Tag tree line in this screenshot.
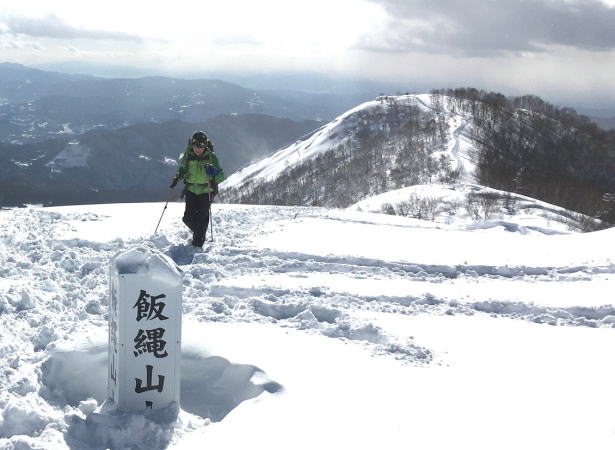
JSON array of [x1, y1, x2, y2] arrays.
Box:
[[431, 88, 615, 224]]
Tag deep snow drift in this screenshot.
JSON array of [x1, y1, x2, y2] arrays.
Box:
[[1, 200, 614, 449]]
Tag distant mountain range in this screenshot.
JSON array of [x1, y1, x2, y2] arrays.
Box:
[[0, 114, 320, 207], [34, 61, 414, 96], [0, 63, 370, 207], [0, 63, 372, 144], [3, 63, 614, 222]]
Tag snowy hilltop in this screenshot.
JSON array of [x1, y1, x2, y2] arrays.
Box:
[[224, 94, 474, 189], [221, 94, 461, 208], [1, 201, 615, 449], [220, 91, 615, 227]]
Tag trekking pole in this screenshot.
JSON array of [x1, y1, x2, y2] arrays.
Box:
[[154, 186, 176, 234], [206, 170, 216, 243], [209, 192, 215, 242]]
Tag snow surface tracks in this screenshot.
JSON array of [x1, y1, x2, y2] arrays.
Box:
[[2, 205, 613, 372], [151, 205, 615, 354], [1, 203, 614, 447], [0, 206, 282, 448]]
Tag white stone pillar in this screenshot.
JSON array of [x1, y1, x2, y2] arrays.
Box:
[[108, 246, 182, 411]]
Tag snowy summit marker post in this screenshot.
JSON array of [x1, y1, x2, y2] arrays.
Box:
[[108, 246, 182, 411]]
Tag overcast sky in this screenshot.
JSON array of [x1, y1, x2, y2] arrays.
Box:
[[1, 0, 615, 107]]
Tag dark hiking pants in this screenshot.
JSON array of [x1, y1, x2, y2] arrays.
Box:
[[182, 190, 211, 246]]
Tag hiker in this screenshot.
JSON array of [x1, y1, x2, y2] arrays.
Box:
[[170, 131, 225, 247]]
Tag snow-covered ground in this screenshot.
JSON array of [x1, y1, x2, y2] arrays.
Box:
[[350, 183, 594, 234], [1, 201, 614, 449]]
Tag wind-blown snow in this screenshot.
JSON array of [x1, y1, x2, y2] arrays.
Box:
[[46, 141, 91, 170], [1, 201, 614, 449]]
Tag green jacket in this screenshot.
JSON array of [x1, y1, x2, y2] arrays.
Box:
[[177, 146, 225, 195]]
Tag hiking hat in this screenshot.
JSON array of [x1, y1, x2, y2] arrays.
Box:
[[192, 131, 207, 146]]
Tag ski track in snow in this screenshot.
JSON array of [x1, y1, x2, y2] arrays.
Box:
[[1, 203, 614, 448]]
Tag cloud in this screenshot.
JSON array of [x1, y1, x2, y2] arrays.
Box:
[[3, 14, 142, 42], [0, 36, 45, 51], [360, 0, 615, 56], [209, 34, 263, 47]]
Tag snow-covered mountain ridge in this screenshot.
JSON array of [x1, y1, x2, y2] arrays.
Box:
[[223, 95, 444, 186], [220, 94, 464, 208], [223, 94, 470, 187], [220, 91, 615, 228]]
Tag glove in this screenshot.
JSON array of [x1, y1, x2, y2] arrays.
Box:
[[209, 182, 219, 202], [205, 165, 219, 177], [169, 175, 179, 188]]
